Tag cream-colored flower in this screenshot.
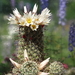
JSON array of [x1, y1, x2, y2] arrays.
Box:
[[24, 6, 27, 13], [30, 24, 39, 31], [37, 8, 51, 25], [32, 4, 38, 14], [33, 8, 51, 25], [8, 4, 51, 30], [9, 49, 50, 75], [41, 8, 51, 17], [8, 8, 21, 25], [18, 17, 25, 26], [33, 14, 40, 24], [8, 14, 18, 24], [13, 8, 21, 18], [24, 11, 35, 26]]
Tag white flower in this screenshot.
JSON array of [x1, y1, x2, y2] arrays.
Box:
[[38, 16, 51, 25], [8, 14, 18, 24], [33, 8, 51, 25], [24, 6, 27, 13], [33, 14, 44, 25], [42, 19, 51, 25], [30, 24, 39, 31], [41, 8, 51, 17], [8, 4, 51, 31], [32, 4, 38, 14], [24, 11, 35, 26], [38, 8, 51, 25], [8, 8, 21, 25], [13, 8, 21, 18], [18, 17, 25, 26]]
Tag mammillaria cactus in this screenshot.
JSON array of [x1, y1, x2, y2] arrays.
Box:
[[19, 61, 39, 75], [49, 61, 64, 75], [8, 50, 50, 75], [8, 4, 51, 63], [6, 3, 51, 75], [17, 42, 42, 63]]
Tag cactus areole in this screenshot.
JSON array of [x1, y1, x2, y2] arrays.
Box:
[[20, 61, 39, 75], [9, 50, 50, 75]]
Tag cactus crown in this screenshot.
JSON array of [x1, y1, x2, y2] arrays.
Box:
[[20, 61, 39, 75], [49, 61, 64, 74], [9, 50, 50, 75]]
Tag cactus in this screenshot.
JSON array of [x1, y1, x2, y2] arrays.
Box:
[[6, 3, 51, 75], [19, 61, 39, 75], [17, 42, 42, 63], [8, 4, 51, 63], [8, 50, 50, 75], [17, 22, 45, 63], [17, 26, 43, 63], [49, 61, 64, 75], [5, 3, 75, 75]]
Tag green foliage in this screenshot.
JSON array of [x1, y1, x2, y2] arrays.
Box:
[[0, 0, 10, 5], [0, 14, 9, 63], [66, 1, 75, 20], [0, 0, 12, 13], [49, 0, 59, 13], [43, 21, 75, 67], [0, 14, 8, 35], [0, 63, 11, 75]]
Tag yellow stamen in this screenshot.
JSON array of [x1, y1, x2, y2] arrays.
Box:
[[20, 21, 25, 25], [35, 19, 39, 21], [27, 18, 32, 23], [32, 25, 36, 29]]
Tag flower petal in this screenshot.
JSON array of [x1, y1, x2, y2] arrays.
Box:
[[30, 24, 39, 31], [24, 6, 27, 13], [32, 4, 38, 14], [13, 8, 21, 18]]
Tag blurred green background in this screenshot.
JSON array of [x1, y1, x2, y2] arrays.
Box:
[[0, 0, 75, 74]]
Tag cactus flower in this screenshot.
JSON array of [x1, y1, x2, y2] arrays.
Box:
[[8, 4, 51, 31]]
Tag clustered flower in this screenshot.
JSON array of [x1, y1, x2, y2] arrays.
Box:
[[68, 23, 75, 52], [58, 0, 67, 25], [8, 4, 51, 31]]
